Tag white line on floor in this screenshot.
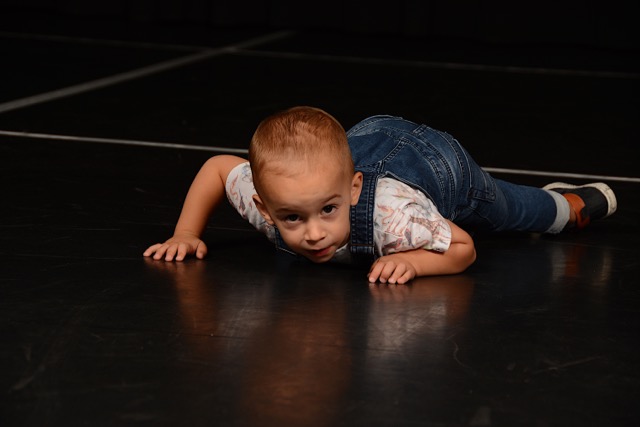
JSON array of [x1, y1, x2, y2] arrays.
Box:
[[234, 50, 640, 80], [1, 129, 638, 183], [2, 29, 636, 79], [0, 129, 249, 154], [480, 167, 640, 183], [0, 31, 294, 114]]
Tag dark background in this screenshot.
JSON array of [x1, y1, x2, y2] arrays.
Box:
[[3, 0, 639, 50]]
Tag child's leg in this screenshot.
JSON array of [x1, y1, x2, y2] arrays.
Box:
[[443, 139, 616, 234], [454, 173, 616, 234], [454, 175, 567, 233]]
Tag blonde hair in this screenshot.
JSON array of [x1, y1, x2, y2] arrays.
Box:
[[249, 106, 354, 193]]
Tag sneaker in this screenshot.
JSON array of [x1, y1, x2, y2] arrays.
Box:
[[543, 182, 617, 230]]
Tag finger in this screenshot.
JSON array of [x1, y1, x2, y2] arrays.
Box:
[[175, 243, 188, 261], [370, 261, 395, 283], [143, 243, 162, 257], [195, 241, 208, 259], [378, 262, 398, 283], [368, 262, 384, 283], [387, 264, 408, 284], [152, 244, 169, 260], [369, 258, 386, 283], [395, 271, 414, 285], [164, 244, 178, 261]]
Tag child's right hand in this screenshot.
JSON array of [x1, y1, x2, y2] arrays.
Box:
[[143, 235, 208, 262]]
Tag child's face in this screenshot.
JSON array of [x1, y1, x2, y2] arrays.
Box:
[[253, 158, 363, 263]]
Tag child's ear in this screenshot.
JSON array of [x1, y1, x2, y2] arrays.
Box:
[[350, 172, 363, 205], [253, 194, 275, 225]]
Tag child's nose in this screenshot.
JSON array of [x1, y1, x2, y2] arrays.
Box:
[[304, 220, 326, 241]]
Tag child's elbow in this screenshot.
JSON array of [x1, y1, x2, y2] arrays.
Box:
[[456, 242, 476, 273], [465, 246, 477, 269]]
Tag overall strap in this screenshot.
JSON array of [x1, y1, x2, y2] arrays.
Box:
[[274, 228, 298, 256], [349, 168, 378, 261]]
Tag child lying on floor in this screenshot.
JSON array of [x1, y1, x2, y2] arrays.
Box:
[[144, 106, 617, 284]]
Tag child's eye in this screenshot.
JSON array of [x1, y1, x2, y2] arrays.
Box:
[[322, 205, 337, 214], [284, 214, 300, 222]]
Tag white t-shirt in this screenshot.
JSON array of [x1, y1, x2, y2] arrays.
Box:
[[225, 162, 451, 260]]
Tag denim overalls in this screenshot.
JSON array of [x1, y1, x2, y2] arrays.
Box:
[[276, 115, 560, 259]]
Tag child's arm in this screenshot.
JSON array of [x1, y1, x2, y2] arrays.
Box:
[[367, 220, 476, 284], [143, 154, 247, 261]]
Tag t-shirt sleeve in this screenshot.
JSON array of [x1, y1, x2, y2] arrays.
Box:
[[225, 162, 276, 242], [373, 177, 451, 256]]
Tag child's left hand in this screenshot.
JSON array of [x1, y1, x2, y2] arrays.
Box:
[[368, 253, 417, 285], [367, 222, 476, 282]]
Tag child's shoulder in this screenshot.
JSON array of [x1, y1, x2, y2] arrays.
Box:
[[226, 160, 251, 180]]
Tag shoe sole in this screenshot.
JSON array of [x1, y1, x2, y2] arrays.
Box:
[[542, 182, 617, 217]]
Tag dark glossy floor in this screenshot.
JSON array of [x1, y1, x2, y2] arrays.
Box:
[[1, 14, 640, 427]]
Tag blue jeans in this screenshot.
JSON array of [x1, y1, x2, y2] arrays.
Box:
[[347, 116, 567, 242]]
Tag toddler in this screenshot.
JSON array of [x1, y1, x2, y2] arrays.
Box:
[[144, 106, 617, 284]]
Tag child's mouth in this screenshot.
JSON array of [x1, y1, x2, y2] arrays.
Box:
[[309, 246, 332, 258]]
